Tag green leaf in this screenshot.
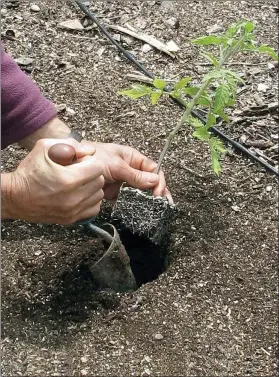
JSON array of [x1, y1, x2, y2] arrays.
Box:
[[151, 91, 162, 105], [183, 86, 200, 96], [227, 98, 236, 107], [213, 84, 230, 113], [202, 70, 224, 82], [206, 112, 217, 128], [223, 69, 245, 84], [244, 21, 254, 33], [209, 137, 226, 175], [153, 77, 167, 90], [201, 52, 219, 67], [210, 148, 222, 175], [193, 127, 210, 141], [216, 109, 230, 123], [190, 117, 210, 141], [258, 45, 279, 61], [119, 84, 152, 99], [196, 96, 211, 107], [192, 35, 224, 46], [174, 76, 192, 90]]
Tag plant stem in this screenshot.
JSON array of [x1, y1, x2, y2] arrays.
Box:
[[155, 79, 212, 174]]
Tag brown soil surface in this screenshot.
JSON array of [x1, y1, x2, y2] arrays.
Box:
[[1, 1, 278, 376]]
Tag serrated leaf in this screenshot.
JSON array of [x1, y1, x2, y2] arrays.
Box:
[[196, 96, 211, 107], [119, 84, 152, 99], [211, 137, 226, 153], [169, 90, 181, 99], [193, 127, 210, 141], [174, 76, 192, 90], [183, 86, 200, 96], [190, 116, 210, 141], [216, 109, 230, 123], [223, 69, 245, 84], [227, 98, 236, 106], [201, 52, 219, 67], [258, 45, 279, 61], [151, 91, 162, 105], [202, 70, 224, 82], [210, 148, 222, 175], [209, 137, 226, 175], [206, 112, 216, 128], [153, 77, 167, 90], [192, 35, 224, 46], [213, 84, 230, 113], [189, 116, 204, 129]]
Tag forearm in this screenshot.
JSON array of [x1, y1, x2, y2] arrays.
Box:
[[18, 117, 71, 150]]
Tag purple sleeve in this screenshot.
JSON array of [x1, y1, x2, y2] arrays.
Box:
[[1, 45, 57, 149]]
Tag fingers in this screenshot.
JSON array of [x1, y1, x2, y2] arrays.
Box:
[[69, 189, 104, 224], [65, 156, 105, 186]]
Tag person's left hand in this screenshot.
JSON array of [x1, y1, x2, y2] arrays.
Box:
[[81, 141, 173, 203]]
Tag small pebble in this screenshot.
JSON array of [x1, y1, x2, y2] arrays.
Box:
[[30, 4, 40, 12], [266, 186, 272, 192], [1, 8, 8, 16], [231, 205, 241, 212], [80, 370, 88, 376], [257, 83, 269, 92], [142, 43, 153, 53], [154, 333, 163, 340], [80, 356, 88, 363]]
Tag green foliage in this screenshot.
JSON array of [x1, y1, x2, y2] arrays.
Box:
[[119, 84, 152, 99], [119, 19, 279, 176]]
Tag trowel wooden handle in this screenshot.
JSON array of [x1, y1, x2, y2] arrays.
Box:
[[48, 143, 76, 166]]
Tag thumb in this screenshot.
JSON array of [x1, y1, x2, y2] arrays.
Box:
[[122, 164, 159, 190]]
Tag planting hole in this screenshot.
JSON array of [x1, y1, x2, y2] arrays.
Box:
[[118, 229, 169, 287]]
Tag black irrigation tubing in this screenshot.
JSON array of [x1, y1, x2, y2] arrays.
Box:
[[75, 0, 279, 178]]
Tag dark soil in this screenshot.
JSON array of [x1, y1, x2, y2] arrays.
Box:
[[1, 1, 278, 376]]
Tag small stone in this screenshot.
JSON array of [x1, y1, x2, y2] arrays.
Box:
[[154, 333, 163, 340], [142, 43, 153, 53], [160, 1, 175, 10], [231, 205, 241, 212], [207, 24, 224, 34], [166, 40, 180, 52], [268, 62, 275, 69], [81, 0, 90, 5], [112, 33, 121, 42], [55, 103, 67, 112], [1, 8, 8, 16], [80, 370, 88, 376], [30, 4, 40, 12], [142, 368, 151, 376], [34, 250, 42, 256], [257, 83, 269, 92], [239, 134, 248, 144], [166, 17, 179, 28], [143, 355, 151, 363], [15, 57, 34, 66], [80, 356, 88, 363], [266, 186, 273, 192], [66, 107, 76, 116]]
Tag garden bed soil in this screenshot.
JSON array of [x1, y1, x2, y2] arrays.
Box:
[[1, 1, 278, 376]]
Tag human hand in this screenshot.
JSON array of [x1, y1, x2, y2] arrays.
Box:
[[81, 141, 173, 203], [1, 138, 105, 224]]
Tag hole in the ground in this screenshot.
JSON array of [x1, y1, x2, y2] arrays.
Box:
[[118, 229, 169, 287]]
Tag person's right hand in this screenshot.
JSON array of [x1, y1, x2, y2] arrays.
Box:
[[2, 138, 105, 224]]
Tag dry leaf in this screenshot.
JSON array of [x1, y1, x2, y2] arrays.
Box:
[[58, 19, 84, 31]]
